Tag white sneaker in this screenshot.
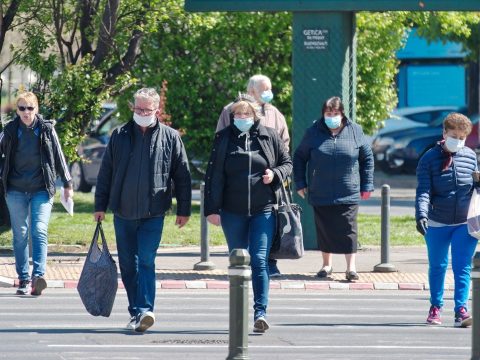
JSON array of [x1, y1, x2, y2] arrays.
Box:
[[135, 311, 155, 332], [126, 316, 136, 330], [253, 316, 270, 333]]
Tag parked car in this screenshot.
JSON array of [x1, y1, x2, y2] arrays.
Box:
[[372, 107, 476, 174], [70, 103, 121, 192]]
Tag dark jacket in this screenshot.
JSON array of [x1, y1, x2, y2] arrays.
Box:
[[416, 143, 477, 224], [94, 120, 192, 217], [0, 115, 72, 198], [293, 117, 374, 206], [204, 123, 292, 217]]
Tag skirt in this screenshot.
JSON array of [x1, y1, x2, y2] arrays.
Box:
[[313, 204, 358, 254]]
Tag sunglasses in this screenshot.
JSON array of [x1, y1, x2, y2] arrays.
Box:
[[18, 106, 35, 112]]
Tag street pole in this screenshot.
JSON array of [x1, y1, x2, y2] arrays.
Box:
[[471, 251, 480, 360], [226, 249, 251, 360], [374, 184, 396, 272], [194, 183, 216, 270]]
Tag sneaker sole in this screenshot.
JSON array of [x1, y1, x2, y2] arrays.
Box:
[[135, 315, 155, 332], [426, 320, 442, 325], [31, 278, 47, 296], [16, 288, 30, 295], [253, 318, 269, 333], [455, 317, 472, 328]]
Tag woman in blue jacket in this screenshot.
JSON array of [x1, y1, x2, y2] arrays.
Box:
[[293, 97, 374, 281], [415, 112, 478, 328]]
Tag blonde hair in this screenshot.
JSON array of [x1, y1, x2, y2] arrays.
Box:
[[443, 113, 472, 135], [16, 92, 38, 108], [231, 100, 261, 121]]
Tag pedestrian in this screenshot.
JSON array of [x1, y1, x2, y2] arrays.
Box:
[[416, 112, 477, 328], [94, 87, 192, 332], [293, 96, 374, 281], [0, 91, 73, 296], [205, 96, 292, 333], [216, 74, 289, 278]]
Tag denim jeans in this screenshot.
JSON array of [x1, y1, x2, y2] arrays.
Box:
[[221, 210, 275, 317], [424, 224, 478, 312], [5, 190, 53, 281], [114, 215, 164, 316]]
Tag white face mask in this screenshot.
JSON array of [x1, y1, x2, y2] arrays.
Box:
[[444, 136, 465, 153], [133, 112, 156, 127]]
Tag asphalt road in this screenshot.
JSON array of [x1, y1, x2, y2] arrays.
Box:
[[0, 288, 473, 359]]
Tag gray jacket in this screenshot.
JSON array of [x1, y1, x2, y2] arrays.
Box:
[[95, 121, 192, 217]]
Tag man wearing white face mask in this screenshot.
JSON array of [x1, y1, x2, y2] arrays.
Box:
[[216, 74, 290, 277], [94, 88, 191, 332], [416, 112, 478, 328]]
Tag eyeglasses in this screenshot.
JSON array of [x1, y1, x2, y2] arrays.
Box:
[[234, 112, 254, 117], [133, 107, 156, 115], [18, 106, 35, 112]]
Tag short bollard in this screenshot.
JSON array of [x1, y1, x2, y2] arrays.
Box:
[[226, 249, 251, 360], [374, 184, 396, 272], [471, 252, 480, 360], [194, 183, 216, 270]]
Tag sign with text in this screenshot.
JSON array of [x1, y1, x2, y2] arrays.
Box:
[[303, 28, 329, 51]]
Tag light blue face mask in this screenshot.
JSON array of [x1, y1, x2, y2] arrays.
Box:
[[234, 118, 254, 132], [324, 115, 342, 129], [260, 90, 274, 103]]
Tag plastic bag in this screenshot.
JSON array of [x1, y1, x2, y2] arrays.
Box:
[[467, 188, 480, 239]]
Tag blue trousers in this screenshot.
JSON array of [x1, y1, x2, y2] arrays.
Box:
[[424, 224, 478, 312], [6, 190, 53, 280], [221, 210, 275, 317], [114, 215, 164, 316]]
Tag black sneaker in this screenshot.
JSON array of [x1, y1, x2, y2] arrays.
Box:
[[16, 280, 31, 295], [31, 276, 47, 296], [316, 267, 333, 278]]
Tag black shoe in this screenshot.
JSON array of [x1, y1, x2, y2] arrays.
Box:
[[316, 267, 333, 278], [16, 280, 31, 295], [31, 276, 47, 296], [345, 271, 359, 281]]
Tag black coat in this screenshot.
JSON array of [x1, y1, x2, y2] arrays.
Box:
[[95, 121, 192, 217], [204, 123, 292, 216], [0, 115, 72, 198]]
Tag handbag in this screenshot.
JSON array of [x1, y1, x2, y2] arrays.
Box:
[[270, 182, 304, 259], [467, 187, 480, 239], [77, 222, 118, 317]]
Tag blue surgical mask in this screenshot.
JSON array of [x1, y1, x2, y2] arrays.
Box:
[[324, 115, 342, 129], [234, 118, 254, 132], [260, 90, 274, 103]]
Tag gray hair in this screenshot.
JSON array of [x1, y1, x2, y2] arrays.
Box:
[[133, 87, 160, 106], [246, 74, 272, 94]]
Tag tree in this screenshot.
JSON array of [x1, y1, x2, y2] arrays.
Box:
[[12, 0, 164, 159]]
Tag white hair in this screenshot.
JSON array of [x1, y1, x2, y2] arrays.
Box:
[[246, 74, 272, 94], [133, 87, 160, 106]]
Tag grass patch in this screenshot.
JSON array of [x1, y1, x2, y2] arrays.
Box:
[[0, 192, 424, 250]]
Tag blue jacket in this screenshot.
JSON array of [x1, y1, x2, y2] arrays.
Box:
[[416, 143, 478, 224], [293, 117, 374, 206]]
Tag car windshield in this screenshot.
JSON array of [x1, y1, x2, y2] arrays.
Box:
[[404, 110, 457, 125], [97, 112, 122, 137]]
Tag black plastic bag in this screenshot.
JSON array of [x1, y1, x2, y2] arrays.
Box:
[[77, 222, 118, 317]]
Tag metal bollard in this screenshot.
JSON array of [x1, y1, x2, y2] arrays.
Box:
[[194, 183, 216, 270], [471, 252, 480, 360], [226, 249, 251, 360], [374, 184, 396, 272]]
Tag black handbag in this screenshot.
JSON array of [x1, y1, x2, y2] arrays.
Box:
[[270, 182, 304, 259], [77, 222, 118, 317]]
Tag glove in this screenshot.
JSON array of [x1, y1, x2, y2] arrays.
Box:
[[360, 191, 371, 200], [416, 218, 428, 236]]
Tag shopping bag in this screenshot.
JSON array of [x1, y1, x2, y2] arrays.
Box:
[[467, 188, 480, 239], [77, 222, 118, 317], [270, 183, 304, 259]]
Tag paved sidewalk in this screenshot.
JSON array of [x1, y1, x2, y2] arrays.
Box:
[[0, 245, 466, 291]]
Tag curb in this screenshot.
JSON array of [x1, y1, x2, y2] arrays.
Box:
[[1, 278, 447, 291]]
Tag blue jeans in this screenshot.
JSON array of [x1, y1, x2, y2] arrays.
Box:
[[114, 215, 164, 317], [424, 224, 478, 312], [5, 190, 53, 281], [221, 210, 275, 317]]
